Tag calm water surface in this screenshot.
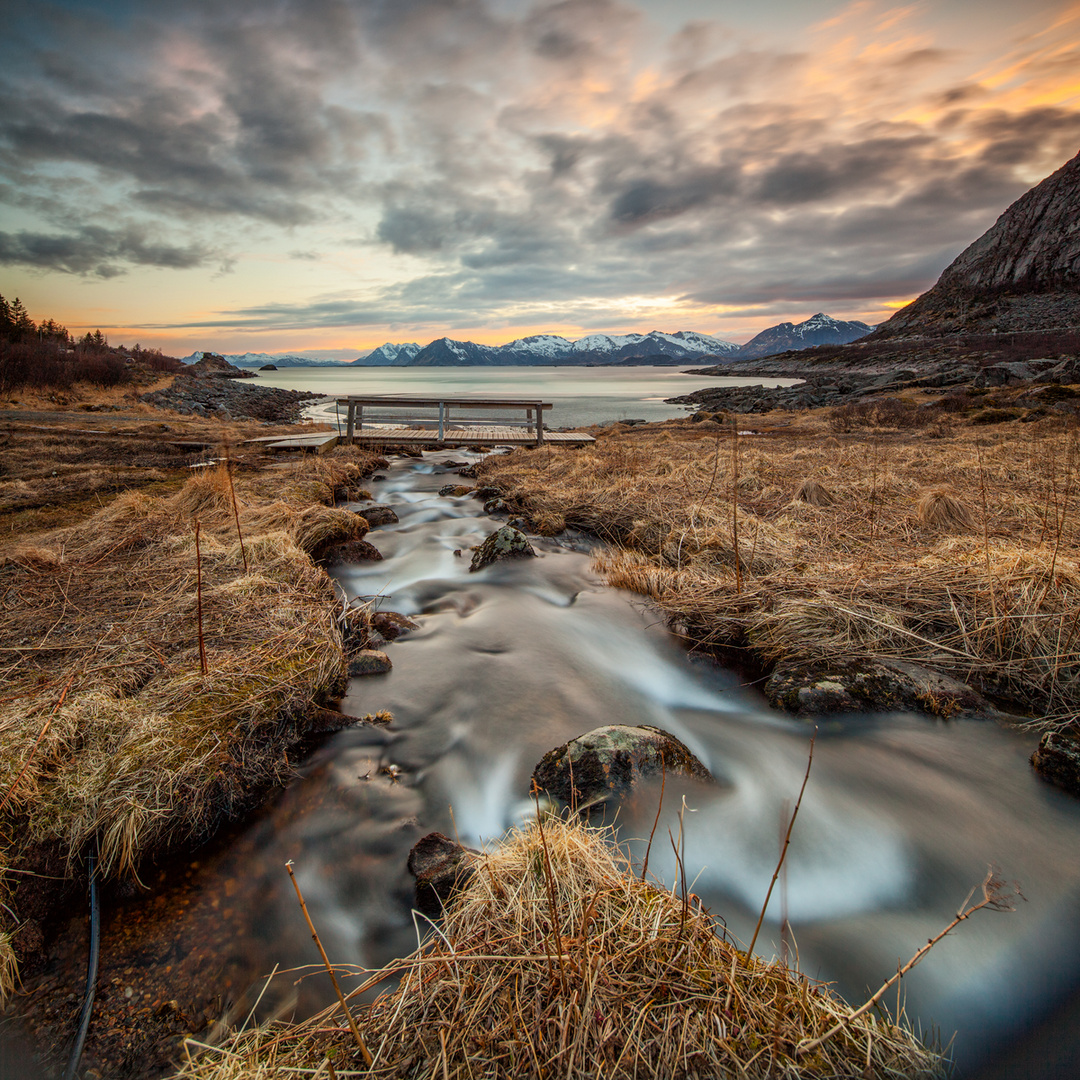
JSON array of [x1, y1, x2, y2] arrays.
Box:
[[250, 365, 799, 428]]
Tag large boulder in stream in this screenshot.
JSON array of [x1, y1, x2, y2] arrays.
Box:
[[1032, 728, 1080, 796], [408, 832, 480, 917], [532, 725, 714, 811], [469, 525, 536, 572]]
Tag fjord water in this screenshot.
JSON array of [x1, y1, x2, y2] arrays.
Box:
[[177, 447, 1080, 1078], [249, 365, 799, 427]]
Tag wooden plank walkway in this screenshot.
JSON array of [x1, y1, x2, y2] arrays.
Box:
[[245, 433, 339, 454], [345, 426, 593, 446]]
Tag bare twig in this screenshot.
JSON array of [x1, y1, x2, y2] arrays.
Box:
[[194, 518, 207, 675], [640, 753, 666, 882], [747, 730, 816, 958], [798, 866, 1020, 1057], [286, 861, 373, 1067], [223, 446, 248, 574]]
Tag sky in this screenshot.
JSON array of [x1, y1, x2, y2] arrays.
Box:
[[1, 0, 1079, 358]]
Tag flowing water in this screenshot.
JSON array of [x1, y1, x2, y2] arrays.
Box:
[[32, 447, 1080, 1077], [184, 447, 1080, 1077]]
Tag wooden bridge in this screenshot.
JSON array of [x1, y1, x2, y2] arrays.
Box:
[[334, 396, 594, 447]]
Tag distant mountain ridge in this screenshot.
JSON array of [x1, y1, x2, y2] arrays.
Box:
[[350, 329, 741, 367], [734, 313, 874, 359], [182, 316, 870, 370]]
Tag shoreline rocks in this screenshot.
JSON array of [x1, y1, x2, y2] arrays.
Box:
[[141, 379, 320, 422]]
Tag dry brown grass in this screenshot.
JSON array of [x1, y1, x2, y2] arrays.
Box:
[[475, 421, 1080, 724], [916, 486, 976, 531], [0, 450, 379, 1002], [174, 817, 945, 1080]]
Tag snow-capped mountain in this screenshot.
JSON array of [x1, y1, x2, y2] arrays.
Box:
[[735, 314, 874, 359], [353, 330, 741, 366], [180, 351, 343, 368], [350, 342, 422, 366]]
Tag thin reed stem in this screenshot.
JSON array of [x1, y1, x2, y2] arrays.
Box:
[[286, 861, 373, 1067], [194, 518, 207, 675], [747, 731, 815, 959]]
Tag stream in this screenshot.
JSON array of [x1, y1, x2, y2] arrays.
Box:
[[292, 449, 1080, 1076], [20, 448, 1080, 1078]]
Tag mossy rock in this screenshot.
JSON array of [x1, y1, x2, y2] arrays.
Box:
[[532, 724, 714, 810], [469, 525, 535, 571], [1032, 728, 1080, 797], [765, 658, 994, 719]]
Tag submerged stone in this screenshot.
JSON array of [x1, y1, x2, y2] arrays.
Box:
[[469, 525, 536, 572], [438, 484, 474, 497], [371, 611, 421, 641], [532, 724, 714, 810]]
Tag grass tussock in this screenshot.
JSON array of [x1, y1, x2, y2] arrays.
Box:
[[175, 817, 945, 1080], [916, 487, 976, 531], [475, 422, 1080, 724], [0, 451, 379, 1000]]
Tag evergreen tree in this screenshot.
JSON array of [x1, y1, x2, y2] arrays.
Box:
[[10, 297, 35, 337]]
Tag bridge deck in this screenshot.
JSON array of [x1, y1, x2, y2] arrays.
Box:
[[347, 426, 593, 446]]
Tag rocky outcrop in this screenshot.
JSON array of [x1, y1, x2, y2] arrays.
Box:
[[532, 725, 714, 810], [876, 150, 1080, 337], [186, 352, 256, 378], [469, 526, 536, 571], [407, 833, 479, 917], [765, 658, 996, 719], [1031, 728, 1080, 797], [141, 380, 319, 422]]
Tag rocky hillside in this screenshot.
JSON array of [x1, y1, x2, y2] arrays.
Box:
[[876, 150, 1080, 337]]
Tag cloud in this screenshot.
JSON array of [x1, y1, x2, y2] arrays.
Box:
[[0, 225, 211, 277], [1, 0, 1079, 323]]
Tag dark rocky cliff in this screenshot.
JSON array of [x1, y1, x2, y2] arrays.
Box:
[[876, 149, 1080, 337]]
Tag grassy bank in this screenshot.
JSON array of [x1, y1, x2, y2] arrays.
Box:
[[474, 412, 1080, 724], [174, 816, 948, 1079], [0, 446, 380, 999]]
